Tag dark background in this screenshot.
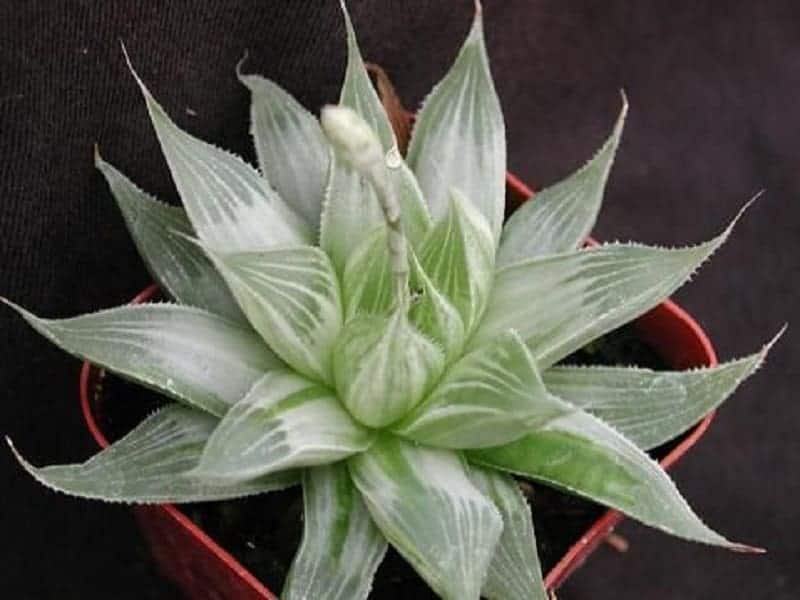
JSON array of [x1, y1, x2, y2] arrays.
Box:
[[1, 1, 798, 598]]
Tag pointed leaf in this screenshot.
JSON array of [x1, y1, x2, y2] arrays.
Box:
[[337, 0, 395, 148], [239, 72, 330, 231], [544, 334, 778, 450], [333, 311, 444, 428], [418, 189, 495, 335], [498, 96, 628, 265], [394, 330, 570, 449], [209, 245, 342, 384], [3, 302, 279, 417], [349, 436, 503, 600], [9, 405, 297, 503], [127, 56, 311, 252], [407, 6, 506, 240], [469, 409, 756, 550], [283, 464, 387, 600], [472, 209, 744, 367], [470, 466, 547, 600], [320, 3, 430, 273], [194, 371, 372, 481], [96, 154, 245, 322]]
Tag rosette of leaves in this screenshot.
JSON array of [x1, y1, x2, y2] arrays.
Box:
[[5, 2, 780, 599]]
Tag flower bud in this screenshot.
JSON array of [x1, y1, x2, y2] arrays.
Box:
[[320, 104, 384, 172]]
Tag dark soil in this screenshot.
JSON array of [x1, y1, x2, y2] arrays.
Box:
[[96, 322, 671, 598]]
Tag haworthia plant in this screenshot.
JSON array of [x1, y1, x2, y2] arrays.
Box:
[[6, 2, 779, 598]]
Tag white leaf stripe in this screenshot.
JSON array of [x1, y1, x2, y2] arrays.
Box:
[[282, 464, 387, 600], [473, 203, 749, 367], [96, 154, 245, 322], [470, 466, 547, 600], [8, 404, 297, 504], [3, 301, 279, 417], [194, 371, 372, 481], [124, 50, 311, 253], [407, 8, 506, 240], [349, 437, 503, 600], [544, 332, 779, 450], [209, 246, 342, 384], [498, 95, 628, 264], [239, 71, 330, 230]]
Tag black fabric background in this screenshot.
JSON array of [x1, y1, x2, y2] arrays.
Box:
[[1, 1, 798, 598]]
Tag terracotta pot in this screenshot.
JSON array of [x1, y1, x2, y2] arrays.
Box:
[[80, 172, 718, 599]]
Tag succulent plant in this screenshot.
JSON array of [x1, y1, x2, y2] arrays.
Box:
[[5, 2, 781, 599]]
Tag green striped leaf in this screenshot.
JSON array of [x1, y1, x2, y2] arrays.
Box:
[[239, 70, 330, 231], [418, 189, 495, 336], [498, 96, 627, 265], [283, 464, 387, 600], [469, 409, 759, 551], [407, 4, 506, 240], [349, 436, 503, 600], [3, 301, 279, 417], [96, 153, 244, 322], [9, 404, 297, 503], [194, 371, 373, 482], [471, 206, 747, 367], [208, 245, 342, 384], [470, 466, 547, 600], [544, 332, 779, 450], [320, 2, 430, 273], [333, 311, 444, 428], [394, 330, 569, 449], [126, 52, 311, 253]]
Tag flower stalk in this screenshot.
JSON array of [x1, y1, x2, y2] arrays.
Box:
[[321, 105, 409, 310]]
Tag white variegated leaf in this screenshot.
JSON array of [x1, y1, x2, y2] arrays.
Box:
[[320, 3, 430, 273], [418, 188, 495, 336], [498, 96, 628, 265], [126, 53, 311, 253], [239, 70, 330, 231], [544, 331, 780, 450], [342, 230, 466, 359], [472, 207, 747, 367], [341, 227, 394, 320], [394, 330, 570, 449], [194, 371, 372, 481], [283, 464, 387, 600], [336, 0, 395, 148], [8, 404, 297, 503], [96, 153, 245, 323], [333, 311, 444, 428], [469, 466, 547, 600], [349, 436, 503, 600], [208, 245, 341, 384], [408, 251, 465, 361], [407, 6, 506, 240], [3, 301, 279, 417], [469, 409, 759, 551]]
